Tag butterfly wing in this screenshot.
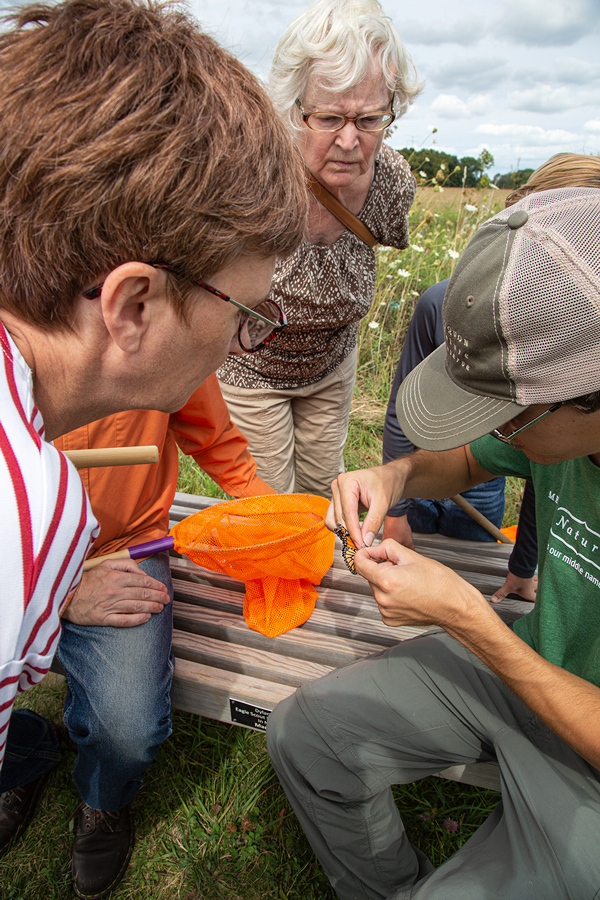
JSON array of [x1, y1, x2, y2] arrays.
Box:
[[334, 524, 358, 575]]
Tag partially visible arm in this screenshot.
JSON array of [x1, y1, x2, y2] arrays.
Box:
[[61, 559, 169, 627], [491, 480, 539, 603], [507, 480, 538, 578]]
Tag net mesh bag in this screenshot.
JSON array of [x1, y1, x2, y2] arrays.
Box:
[[169, 494, 335, 637]]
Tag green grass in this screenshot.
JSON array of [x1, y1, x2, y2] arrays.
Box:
[[4, 679, 499, 900], [2, 185, 517, 899]]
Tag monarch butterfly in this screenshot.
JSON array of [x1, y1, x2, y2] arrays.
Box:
[[334, 524, 358, 575]]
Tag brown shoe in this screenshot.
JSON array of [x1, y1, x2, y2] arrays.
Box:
[[71, 801, 134, 900], [0, 773, 49, 858]]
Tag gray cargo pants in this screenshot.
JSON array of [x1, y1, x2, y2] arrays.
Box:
[[267, 632, 600, 900]]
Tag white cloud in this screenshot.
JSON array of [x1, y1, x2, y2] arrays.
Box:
[[494, 0, 600, 47], [189, 0, 303, 74], [426, 58, 507, 91], [508, 85, 573, 114], [472, 122, 600, 167], [584, 120, 600, 134], [431, 93, 491, 119], [475, 123, 580, 144], [553, 56, 600, 86], [400, 12, 482, 46]]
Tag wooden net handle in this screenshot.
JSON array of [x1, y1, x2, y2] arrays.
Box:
[[449, 494, 513, 544], [64, 445, 159, 469]]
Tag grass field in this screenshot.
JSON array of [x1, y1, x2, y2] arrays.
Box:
[[1, 184, 520, 899]]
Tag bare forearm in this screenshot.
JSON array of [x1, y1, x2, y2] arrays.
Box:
[[446, 598, 600, 769], [392, 446, 485, 501], [329, 445, 494, 548]]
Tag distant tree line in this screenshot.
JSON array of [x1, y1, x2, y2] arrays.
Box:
[[492, 169, 535, 189], [398, 147, 495, 188], [398, 146, 541, 191]]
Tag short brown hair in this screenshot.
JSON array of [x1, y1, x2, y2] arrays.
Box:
[[0, 0, 308, 329]]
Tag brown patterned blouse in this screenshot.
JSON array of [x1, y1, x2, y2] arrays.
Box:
[[218, 144, 416, 390]]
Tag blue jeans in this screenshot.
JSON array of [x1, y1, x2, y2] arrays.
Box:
[[0, 710, 61, 793], [408, 477, 506, 542], [57, 552, 174, 811]]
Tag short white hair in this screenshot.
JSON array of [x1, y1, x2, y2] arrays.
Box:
[[269, 0, 424, 133]]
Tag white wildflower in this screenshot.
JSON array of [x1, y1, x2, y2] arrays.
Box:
[[465, 204, 478, 212], [448, 249, 460, 259], [488, 182, 499, 190], [410, 290, 420, 297], [411, 245, 424, 253], [396, 268, 411, 277], [369, 321, 379, 329], [419, 170, 427, 178]]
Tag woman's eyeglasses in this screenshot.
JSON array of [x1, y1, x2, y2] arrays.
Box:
[[295, 96, 395, 133], [83, 263, 286, 354]]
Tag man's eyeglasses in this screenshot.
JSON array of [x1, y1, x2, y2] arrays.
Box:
[[490, 402, 564, 447], [83, 263, 286, 354], [295, 96, 395, 133]]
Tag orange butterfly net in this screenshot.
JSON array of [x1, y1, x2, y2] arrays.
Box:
[[169, 493, 335, 638]]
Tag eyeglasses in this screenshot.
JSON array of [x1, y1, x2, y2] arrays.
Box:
[[295, 96, 395, 133], [490, 402, 564, 447], [83, 263, 286, 354]]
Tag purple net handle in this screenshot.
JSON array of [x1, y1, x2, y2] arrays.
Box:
[[82, 536, 174, 572], [128, 536, 175, 559]]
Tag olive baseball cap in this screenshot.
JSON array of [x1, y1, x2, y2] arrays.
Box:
[[397, 186, 600, 451]]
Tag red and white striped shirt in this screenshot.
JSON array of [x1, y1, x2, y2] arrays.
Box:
[[0, 322, 98, 772]]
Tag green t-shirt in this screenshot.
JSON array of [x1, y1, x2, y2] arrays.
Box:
[[471, 435, 600, 687]]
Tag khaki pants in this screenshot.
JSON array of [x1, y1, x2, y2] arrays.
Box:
[[218, 346, 357, 498]]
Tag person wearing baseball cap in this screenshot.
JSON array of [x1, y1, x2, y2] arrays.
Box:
[[267, 185, 600, 900]]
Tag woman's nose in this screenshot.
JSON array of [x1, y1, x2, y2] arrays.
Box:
[[334, 121, 360, 149]]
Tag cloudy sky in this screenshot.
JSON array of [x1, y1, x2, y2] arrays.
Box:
[[186, 0, 600, 176], [1, 0, 597, 175]]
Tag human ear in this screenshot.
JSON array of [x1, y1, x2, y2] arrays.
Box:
[[99, 262, 167, 354]]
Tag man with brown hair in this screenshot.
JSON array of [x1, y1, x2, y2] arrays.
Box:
[[0, 0, 307, 895]]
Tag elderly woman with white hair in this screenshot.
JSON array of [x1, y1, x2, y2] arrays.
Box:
[[218, 0, 423, 497]]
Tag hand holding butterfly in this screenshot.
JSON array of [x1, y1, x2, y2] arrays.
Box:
[[326, 446, 491, 551], [355, 538, 489, 629], [327, 461, 409, 550]]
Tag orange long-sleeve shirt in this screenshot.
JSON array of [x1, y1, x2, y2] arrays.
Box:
[[54, 374, 273, 558]]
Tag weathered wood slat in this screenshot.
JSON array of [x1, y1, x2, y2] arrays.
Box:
[[172, 629, 333, 686], [170, 657, 292, 723], [172, 599, 396, 667]]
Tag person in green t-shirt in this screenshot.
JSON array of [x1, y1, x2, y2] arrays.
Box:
[[267, 186, 600, 900]]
